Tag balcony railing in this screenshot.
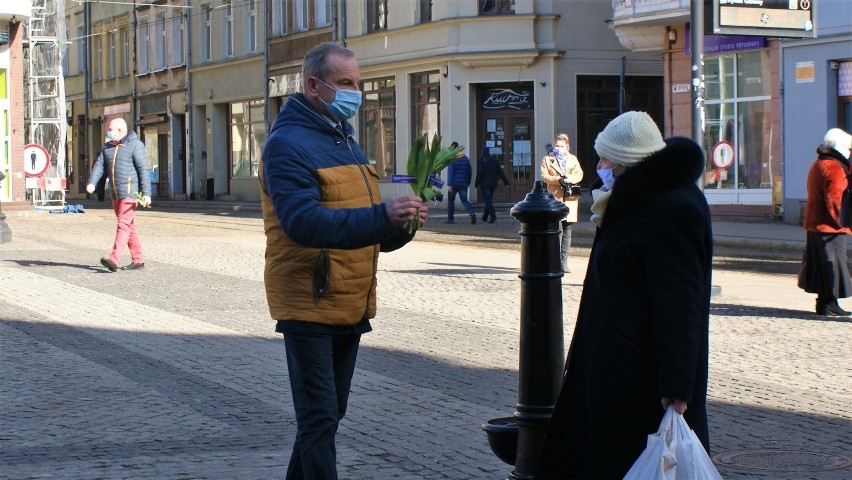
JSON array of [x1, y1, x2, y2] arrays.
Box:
[[612, 0, 689, 21]]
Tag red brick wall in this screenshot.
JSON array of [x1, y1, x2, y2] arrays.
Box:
[[8, 21, 27, 207]]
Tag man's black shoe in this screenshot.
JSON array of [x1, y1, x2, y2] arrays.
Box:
[[470, 214, 477, 225], [488, 217, 497, 223], [123, 262, 145, 271], [444, 220, 454, 224], [100, 257, 119, 272]]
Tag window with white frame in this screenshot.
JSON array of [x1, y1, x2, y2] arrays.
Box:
[[224, 1, 234, 57], [155, 12, 166, 70], [230, 100, 267, 178], [367, 0, 387, 33], [294, 0, 308, 32], [203, 5, 212, 61], [62, 16, 70, 75], [316, 0, 331, 27], [138, 15, 150, 73], [273, 0, 288, 36], [94, 34, 102, 80], [247, 0, 257, 53], [108, 30, 116, 78], [121, 29, 129, 75], [75, 14, 84, 75], [703, 49, 772, 191], [172, 10, 184, 66], [360, 77, 397, 180]]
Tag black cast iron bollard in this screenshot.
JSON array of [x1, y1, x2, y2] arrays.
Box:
[[482, 180, 568, 479], [0, 171, 11, 244]]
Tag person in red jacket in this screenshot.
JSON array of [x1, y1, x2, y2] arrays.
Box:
[[799, 128, 852, 316]]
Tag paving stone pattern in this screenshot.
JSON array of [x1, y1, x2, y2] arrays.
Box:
[[0, 210, 849, 479]]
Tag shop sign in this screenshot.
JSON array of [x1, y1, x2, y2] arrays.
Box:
[[482, 88, 533, 110]]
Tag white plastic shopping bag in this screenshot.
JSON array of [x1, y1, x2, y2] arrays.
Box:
[[624, 406, 723, 480], [672, 411, 723, 480], [623, 407, 678, 480]]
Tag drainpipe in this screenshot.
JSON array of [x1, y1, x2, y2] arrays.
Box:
[[263, 0, 270, 133], [83, 0, 91, 193], [619, 56, 625, 114], [185, 0, 194, 198], [340, 0, 347, 47]]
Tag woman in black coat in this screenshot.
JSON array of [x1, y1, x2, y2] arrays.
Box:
[[535, 112, 713, 479], [475, 147, 510, 223]]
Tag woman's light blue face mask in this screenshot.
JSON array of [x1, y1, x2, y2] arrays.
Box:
[[317, 78, 362, 122], [597, 168, 616, 191]]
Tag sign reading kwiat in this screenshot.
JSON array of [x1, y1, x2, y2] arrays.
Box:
[[482, 88, 533, 110], [709, 0, 815, 38]]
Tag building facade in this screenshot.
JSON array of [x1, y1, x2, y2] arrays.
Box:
[[780, 1, 852, 224], [612, 0, 851, 222], [1, 1, 31, 209]]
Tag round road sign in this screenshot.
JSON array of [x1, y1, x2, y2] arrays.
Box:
[[23, 144, 50, 177], [711, 141, 734, 170]]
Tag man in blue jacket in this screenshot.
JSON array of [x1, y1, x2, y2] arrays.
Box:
[[86, 118, 151, 272], [258, 42, 428, 479], [445, 141, 476, 224]]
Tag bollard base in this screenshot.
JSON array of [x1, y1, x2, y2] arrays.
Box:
[[0, 218, 10, 244], [482, 417, 518, 466]]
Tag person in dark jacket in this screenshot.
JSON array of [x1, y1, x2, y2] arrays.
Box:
[[474, 147, 510, 223], [259, 42, 427, 480], [86, 118, 151, 272], [445, 141, 476, 224], [798, 128, 852, 316], [536, 112, 713, 479]]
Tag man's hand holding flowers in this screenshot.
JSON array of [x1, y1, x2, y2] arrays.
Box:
[[386, 196, 428, 229]]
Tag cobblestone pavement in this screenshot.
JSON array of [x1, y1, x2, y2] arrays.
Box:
[[0, 209, 850, 479]]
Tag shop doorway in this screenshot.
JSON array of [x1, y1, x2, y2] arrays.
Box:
[[576, 75, 664, 187], [477, 84, 535, 204]]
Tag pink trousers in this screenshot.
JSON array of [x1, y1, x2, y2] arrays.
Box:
[[108, 198, 144, 264]]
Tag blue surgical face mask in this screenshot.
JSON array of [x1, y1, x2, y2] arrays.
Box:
[[106, 131, 117, 142], [597, 168, 616, 191], [317, 78, 362, 122]]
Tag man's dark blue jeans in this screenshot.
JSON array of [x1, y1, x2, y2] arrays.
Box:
[[447, 185, 475, 221], [284, 332, 361, 480]]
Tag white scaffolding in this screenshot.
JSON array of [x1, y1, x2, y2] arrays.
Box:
[[24, 0, 66, 207]]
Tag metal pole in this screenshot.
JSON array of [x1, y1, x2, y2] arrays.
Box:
[[691, 0, 705, 153]]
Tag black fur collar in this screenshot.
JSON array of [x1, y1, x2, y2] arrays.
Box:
[[602, 137, 704, 229], [817, 144, 850, 170]]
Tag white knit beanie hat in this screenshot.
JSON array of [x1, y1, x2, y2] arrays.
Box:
[[824, 128, 852, 159], [594, 111, 666, 166]]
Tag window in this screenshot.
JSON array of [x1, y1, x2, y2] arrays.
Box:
[[230, 100, 267, 178], [703, 50, 772, 191], [138, 16, 150, 73], [360, 77, 396, 180], [247, 0, 257, 53], [93, 33, 102, 80], [273, 0, 287, 36], [75, 14, 84, 75], [62, 16, 70, 75], [411, 72, 441, 140], [294, 0, 308, 32], [203, 5, 212, 61], [108, 30, 116, 78], [367, 0, 388, 33], [155, 12, 166, 69], [172, 10, 185, 66], [121, 29, 129, 75], [224, 1, 234, 57], [316, 0, 332, 27], [479, 0, 515, 14], [419, 0, 432, 23]]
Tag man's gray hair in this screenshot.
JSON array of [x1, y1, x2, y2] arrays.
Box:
[[302, 42, 355, 83]]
